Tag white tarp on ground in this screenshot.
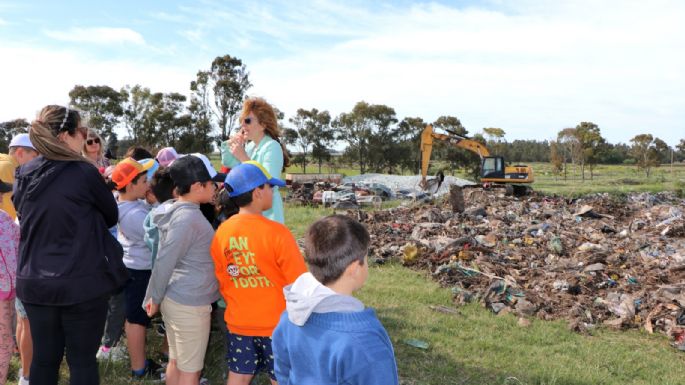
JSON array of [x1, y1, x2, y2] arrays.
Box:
[[342, 173, 475, 196]]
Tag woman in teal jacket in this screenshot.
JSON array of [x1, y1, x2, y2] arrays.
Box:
[[220, 97, 290, 223]]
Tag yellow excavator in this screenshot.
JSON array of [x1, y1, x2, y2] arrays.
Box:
[[419, 125, 534, 195]]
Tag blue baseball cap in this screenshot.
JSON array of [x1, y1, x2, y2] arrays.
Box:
[[224, 160, 286, 197], [138, 158, 159, 180]]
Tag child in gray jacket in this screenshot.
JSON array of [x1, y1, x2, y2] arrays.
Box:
[[144, 155, 222, 385]]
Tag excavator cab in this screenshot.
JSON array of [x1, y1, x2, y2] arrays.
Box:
[[481, 156, 505, 179]]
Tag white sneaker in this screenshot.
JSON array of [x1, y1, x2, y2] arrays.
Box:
[[96, 345, 127, 362], [109, 345, 128, 361], [96, 345, 111, 360], [17, 368, 29, 385]]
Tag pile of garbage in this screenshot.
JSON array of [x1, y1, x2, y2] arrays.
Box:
[[286, 173, 474, 208], [352, 189, 685, 348]]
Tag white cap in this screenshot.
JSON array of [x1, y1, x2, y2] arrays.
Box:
[[189, 153, 226, 182], [9, 133, 35, 150]]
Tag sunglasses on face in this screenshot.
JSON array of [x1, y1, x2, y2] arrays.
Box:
[[86, 138, 100, 145]]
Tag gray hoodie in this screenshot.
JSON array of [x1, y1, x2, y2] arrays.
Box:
[[118, 199, 152, 270], [144, 200, 219, 307], [284, 272, 364, 326]]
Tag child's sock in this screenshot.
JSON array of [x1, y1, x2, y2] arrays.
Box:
[[132, 361, 148, 376]]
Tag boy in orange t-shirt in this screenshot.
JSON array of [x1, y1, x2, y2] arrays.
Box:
[[210, 161, 306, 385]]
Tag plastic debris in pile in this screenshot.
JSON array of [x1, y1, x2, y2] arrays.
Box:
[[349, 189, 685, 348]]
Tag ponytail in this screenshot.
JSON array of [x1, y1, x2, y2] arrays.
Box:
[[30, 105, 89, 163]]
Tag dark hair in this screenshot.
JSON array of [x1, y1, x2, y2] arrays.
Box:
[[175, 183, 192, 196], [150, 167, 174, 203], [304, 215, 370, 285], [217, 188, 239, 219], [125, 146, 153, 161], [107, 171, 146, 193], [229, 184, 266, 208]]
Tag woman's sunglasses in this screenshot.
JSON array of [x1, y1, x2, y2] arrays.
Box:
[[87, 138, 101, 145]]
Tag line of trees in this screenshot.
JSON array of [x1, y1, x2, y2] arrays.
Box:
[[1, 52, 684, 179]]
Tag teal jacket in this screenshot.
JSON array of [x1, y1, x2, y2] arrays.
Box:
[[220, 135, 284, 223], [143, 201, 174, 268]]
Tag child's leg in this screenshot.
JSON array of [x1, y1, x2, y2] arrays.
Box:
[[165, 359, 180, 385], [101, 290, 126, 348], [124, 269, 153, 372], [125, 322, 147, 370], [15, 298, 32, 380], [0, 299, 15, 383], [227, 372, 254, 385]]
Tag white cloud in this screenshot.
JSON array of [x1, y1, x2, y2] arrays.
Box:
[[44, 27, 145, 45], [0, 44, 196, 134], [245, 1, 685, 145], [2, 0, 684, 147]]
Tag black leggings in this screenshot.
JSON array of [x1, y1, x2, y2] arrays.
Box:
[[23, 296, 108, 385]]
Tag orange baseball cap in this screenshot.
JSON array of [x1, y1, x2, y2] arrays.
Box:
[[111, 157, 154, 190]]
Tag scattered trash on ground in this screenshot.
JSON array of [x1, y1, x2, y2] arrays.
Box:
[[286, 173, 474, 208], [403, 338, 430, 350], [342, 188, 685, 349]]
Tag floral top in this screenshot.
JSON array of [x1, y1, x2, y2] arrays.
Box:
[[0, 210, 20, 297]]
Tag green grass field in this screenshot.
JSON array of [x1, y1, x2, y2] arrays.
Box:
[[9, 162, 685, 384]]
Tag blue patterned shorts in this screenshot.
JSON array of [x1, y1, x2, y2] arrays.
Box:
[[15, 298, 27, 318], [225, 331, 275, 380]]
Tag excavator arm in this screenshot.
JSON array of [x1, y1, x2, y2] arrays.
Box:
[[420, 124, 534, 192], [420, 125, 490, 187]]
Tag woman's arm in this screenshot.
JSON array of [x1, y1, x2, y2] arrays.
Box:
[[86, 165, 118, 227]]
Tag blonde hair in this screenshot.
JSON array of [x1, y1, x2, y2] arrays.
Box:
[[82, 128, 106, 159], [30, 105, 89, 163], [240, 97, 290, 169]]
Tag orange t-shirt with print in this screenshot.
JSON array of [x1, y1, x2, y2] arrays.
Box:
[[210, 213, 307, 337]]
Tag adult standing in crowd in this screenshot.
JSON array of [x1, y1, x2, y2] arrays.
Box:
[[0, 133, 38, 219], [221, 97, 290, 223], [82, 128, 110, 171], [13, 105, 121, 385]]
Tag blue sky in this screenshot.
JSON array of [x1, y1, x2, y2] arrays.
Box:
[[1, 0, 683, 146]]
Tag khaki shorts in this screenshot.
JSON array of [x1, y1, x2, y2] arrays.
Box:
[[160, 297, 212, 373]]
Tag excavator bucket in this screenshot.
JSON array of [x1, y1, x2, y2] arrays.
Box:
[[421, 170, 445, 195]]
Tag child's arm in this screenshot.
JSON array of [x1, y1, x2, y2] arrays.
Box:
[[276, 228, 308, 284], [343, 358, 399, 385], [210, 233, 229, 298], [144, 215, 193, 305], [271, 319, 291, 383]]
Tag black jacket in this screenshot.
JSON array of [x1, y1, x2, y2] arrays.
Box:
[[13, 156, 119, 305]]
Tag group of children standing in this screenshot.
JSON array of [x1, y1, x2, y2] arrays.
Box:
[[102, 154, 398, 385], [1, 98, 399, 385]]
